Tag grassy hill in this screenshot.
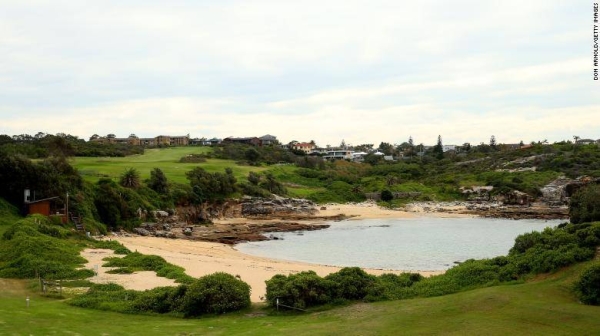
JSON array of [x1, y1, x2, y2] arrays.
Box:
[[0, 198, 21, 236], [1, 260, 598, 335], [72, 147, 268, 184]]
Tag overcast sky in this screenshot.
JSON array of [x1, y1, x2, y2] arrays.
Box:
[[0, 1, 597, 147]]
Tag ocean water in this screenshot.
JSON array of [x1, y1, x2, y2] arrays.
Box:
[[235, 217, 565, 271]]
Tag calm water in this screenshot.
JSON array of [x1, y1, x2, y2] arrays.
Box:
[[235, 217, 565, 271]]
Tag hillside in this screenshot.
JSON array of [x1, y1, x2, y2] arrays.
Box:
[[73, 147, 267, 184]]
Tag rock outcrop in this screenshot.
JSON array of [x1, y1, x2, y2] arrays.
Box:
[[241, 196, 318, 218]]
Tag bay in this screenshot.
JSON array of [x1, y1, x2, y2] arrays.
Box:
[[235, 217, 565, 271]]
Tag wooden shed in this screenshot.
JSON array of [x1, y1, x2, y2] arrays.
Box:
[[26, 197, 67, 223]]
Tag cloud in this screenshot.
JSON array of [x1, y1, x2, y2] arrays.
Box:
[[0, 0, 597, 147]]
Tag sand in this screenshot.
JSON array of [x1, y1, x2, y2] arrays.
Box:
[[82, 203, 451, 302]]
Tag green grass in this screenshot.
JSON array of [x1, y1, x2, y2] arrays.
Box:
[[0, 198, 21, 236], [1, 261, 599, 335], [72, 147, 267, 184]]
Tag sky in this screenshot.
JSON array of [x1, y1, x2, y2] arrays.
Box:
[[0, 1, 598, 147]]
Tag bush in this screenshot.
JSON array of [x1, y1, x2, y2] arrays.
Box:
[[380, 190, 394, 202], [574, 264, 600, 305], [132, 285, 188, 314], [179, 273, 251, 316], [325, 267, 376, 300], [265, 271, 334, 309], [570, 184, 600, 224]]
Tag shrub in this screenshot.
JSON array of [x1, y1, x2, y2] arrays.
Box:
[[179, 273, 251, 316], [265, 271, 334, 309], [570, 184, 600, 224], [574, 264, 600, 305], [325, 267, 376, 300], [380, 190, 394, 202], [132, 285, 188, 314]]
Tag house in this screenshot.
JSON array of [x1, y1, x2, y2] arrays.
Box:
[[222, 137, 262, 146], [139, 137, 157, 146], [259, 134, 278, 146], [90, 134, 189, 146], [352, 152, 368, 162], [155, 135, 190, 146], [577, 139, 597, 145], [323, 150, 354, 160], [291, 142, 316, 154], [442, 145, 454, 152]]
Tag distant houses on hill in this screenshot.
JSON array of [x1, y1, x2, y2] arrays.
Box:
[[89, 134, 282, 147], [90, 134, 190, 146]]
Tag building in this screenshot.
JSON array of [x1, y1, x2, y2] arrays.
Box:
[[259, 134, 278, 146], [323, 150, 354, 160], [156, 135, 190, 146], [222, 137, 262, 146], [91, 134, 189, 146], [23, 190, 68, 223], [291, 142, 316, 154]]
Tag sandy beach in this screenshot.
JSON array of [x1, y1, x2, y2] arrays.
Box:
[[84, 203, 450, 302]]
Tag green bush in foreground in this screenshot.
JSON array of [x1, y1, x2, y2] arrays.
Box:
[[574, 264, 600, 305], [179, 272, 251, 316], [70, 273, 251, 317]]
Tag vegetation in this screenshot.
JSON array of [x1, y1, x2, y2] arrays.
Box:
[[573, 263, 600, 305], [0, 215, 92, 279], [569, 184, 600, 224], [2, 261, 600, 334], [265, 222, 600, 309], [102, 252, 194, 284], [69, 272, 251, 317]]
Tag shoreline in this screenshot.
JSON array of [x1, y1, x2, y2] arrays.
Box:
[[89, 203, 449, 302], [84, 202, 566, 302]]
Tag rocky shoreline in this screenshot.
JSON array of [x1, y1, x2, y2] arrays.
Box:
[[404, 201, 569, 220], [122, 198, 569, 244]]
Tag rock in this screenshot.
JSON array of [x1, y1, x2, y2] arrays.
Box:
[[133, 228, 150, 236]]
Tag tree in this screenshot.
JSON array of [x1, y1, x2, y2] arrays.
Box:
[[490, 135, 497, 150], [147, 168, 169, 194], [120, 168, 141, 189], [244, 148, 260, 163], [378, 142, 394, 156], [433, 135, 444, 159], [247, 171, 261, 185], [186, 167, 237, 202], [569, 184, 600, 224], [259, 173, 287, 195]]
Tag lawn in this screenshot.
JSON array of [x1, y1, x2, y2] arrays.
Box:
[[1, 262, 599, 335], [72, 147, 268, 184]]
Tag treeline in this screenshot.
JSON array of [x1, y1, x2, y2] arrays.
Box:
[[0, 149, 289, 231], [0, 132, 143, 158]]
